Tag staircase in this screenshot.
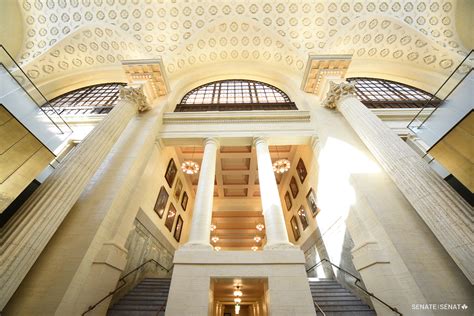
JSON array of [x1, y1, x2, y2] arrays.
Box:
[[107, 278, 171, 316], [309, 278, 376, 315]]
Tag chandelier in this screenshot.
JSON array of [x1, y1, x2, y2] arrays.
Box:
[[251, 246, 258, 251], [254, 236, 262, 243], [211, 236, 219, 243], [210, 224, 217, 231], [272, 145, 290, 174], [233, 286, 242, 297], [256, 223, 264, 231], [181, 146, 200, 175], [214, 246, 221, 251], [181, 160, 200, 175]]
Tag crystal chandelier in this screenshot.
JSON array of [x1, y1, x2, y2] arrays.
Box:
[[272, 145, 290, 174], [256, 223, 264, 231], [233, 287, 242, 297], [272, 159, 291, 174], [181, 160, 200, 175], [211, 236, 219, 243], [234, 297, 242, 303], [181, 146, 200, 175]]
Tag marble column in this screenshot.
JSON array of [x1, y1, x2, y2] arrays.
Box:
[[322, 81, 474, 283], [185, 137, 219, 249], [254, 137, 293, 249], [0, 86, 149, 310]]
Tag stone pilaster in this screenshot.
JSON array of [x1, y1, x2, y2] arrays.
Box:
[[253, 137, 294, 249], [184, 137, 219, 249], [322, 81, 474, 283], [0, 86, 150, 310]]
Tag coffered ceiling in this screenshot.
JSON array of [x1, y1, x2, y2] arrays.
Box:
[[176, 145, 297, 250], [5, 1, 470, 87]]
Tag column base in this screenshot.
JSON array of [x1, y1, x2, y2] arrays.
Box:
[[264, 242, 298, 250]]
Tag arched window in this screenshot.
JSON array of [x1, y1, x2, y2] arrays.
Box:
[[175, 79, 297, 112], [347, 78, 440, 108], [45, 83, 125, 116]]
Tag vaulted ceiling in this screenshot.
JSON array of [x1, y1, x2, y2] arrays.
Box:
[[3, 0, 470, 89]]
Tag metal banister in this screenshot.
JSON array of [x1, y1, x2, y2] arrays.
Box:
[[82, 259, 173, 315], [307, 258, 402, 315]]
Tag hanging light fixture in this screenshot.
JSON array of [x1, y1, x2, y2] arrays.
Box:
[[251, 246, 258, 251], [214, 246, 221, 251], [234, 297, 242, 304], [254, 236, 262, 243], [211, 236, 219, 243], [235, 304, 240, 314], [272, 145, 290, 174], [181, 146, 200, 175], [256, 223, 264, 231], [210, 224, 217, 231], [233, 286, 242, 297]]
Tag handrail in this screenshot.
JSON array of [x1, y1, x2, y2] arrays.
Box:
[[407, 49, 473, 131], [306, 258, 402, 315], [82, 259, 173, 315], [313, 301, 326, 316], [0, 45, 73, 134]]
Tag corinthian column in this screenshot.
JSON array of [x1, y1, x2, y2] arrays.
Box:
[[184, 137, 219, 249], [254, 137, 293, 249], [0, 86, 150, 310], [322, 81, 474, 283]]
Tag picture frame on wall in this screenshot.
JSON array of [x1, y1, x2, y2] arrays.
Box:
[[181, 191, 188, 211], [174, 178, 183, 201], [296, 158, 308, 183], [153, 186, 169, 219], [165, 203, 177, 232], [306, 188, 320, 217], [289, 176, 299, 198], [290, 215, 301, 241], [298, 206, 309, 230], [284, 191, 292, 211], [173, 215, 184, 242], [165, 159, 177, 188]]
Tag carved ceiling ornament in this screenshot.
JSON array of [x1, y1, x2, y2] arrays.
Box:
[[119, 86, 151, 112], [321, 81, 356, 110]]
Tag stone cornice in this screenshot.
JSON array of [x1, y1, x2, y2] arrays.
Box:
[[162, 110, 311, 124]]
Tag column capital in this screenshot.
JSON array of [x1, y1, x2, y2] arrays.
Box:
[[119, 85, 151, 112], [203, 137, 219, 147], [253, 136, 269, 146], [321, 81, 356, 110]]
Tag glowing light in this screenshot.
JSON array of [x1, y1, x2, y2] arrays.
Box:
[[256, 223, 264, 231], [181, 160, 200, 175], [214, 246, 221, 251], [234, 297, 242, 303], [254, 236, 261, 243], [210, 224, 217, 231], [211, 236, 219, 243], [251, 246, 258, 251], [272, 159, 291, 174]]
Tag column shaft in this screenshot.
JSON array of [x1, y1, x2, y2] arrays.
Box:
[[335, 92, 474, 283], [254, 137, 292, 248], [186, 138, 219, 248], [0, 86, 145, 309]]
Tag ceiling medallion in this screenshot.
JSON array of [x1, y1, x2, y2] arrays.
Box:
[[181, 160, 200, 175], [272, 159, 291, 174]]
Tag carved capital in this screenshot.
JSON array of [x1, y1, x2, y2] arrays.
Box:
[[119, 86, 151, 112], [321, 81, 356, 110]]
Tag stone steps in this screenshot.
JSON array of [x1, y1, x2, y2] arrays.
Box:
[[107, 278, 171, 316], [309, 279, 376, 316]]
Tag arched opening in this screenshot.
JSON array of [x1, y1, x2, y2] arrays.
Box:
[[175, 79, 297, 112]]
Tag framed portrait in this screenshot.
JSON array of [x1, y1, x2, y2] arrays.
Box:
[[290, 216, 301, 241], [153, 186, 169, 219], [165, 159, 177, 188], [296, 158, 308, 183], [289, 176, 299, 198], [173, 215, 184, 242], [298, 206, 309, 230], [174, 178, 183, 201], [306, 188, 320, 217], [181, 191, 188, 211], [284, 191, 292, 211], [165, 203, 177, 232]]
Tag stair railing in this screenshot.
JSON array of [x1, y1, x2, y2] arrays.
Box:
[[82, 259, 173, 316], [313, 300, 326, 316], [306, 258, 402, 315]]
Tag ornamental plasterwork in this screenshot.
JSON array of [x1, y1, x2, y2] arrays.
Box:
[[119, 86, 151, 112], [13, 1, 470, 85], [321, 82, 356, 109]]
